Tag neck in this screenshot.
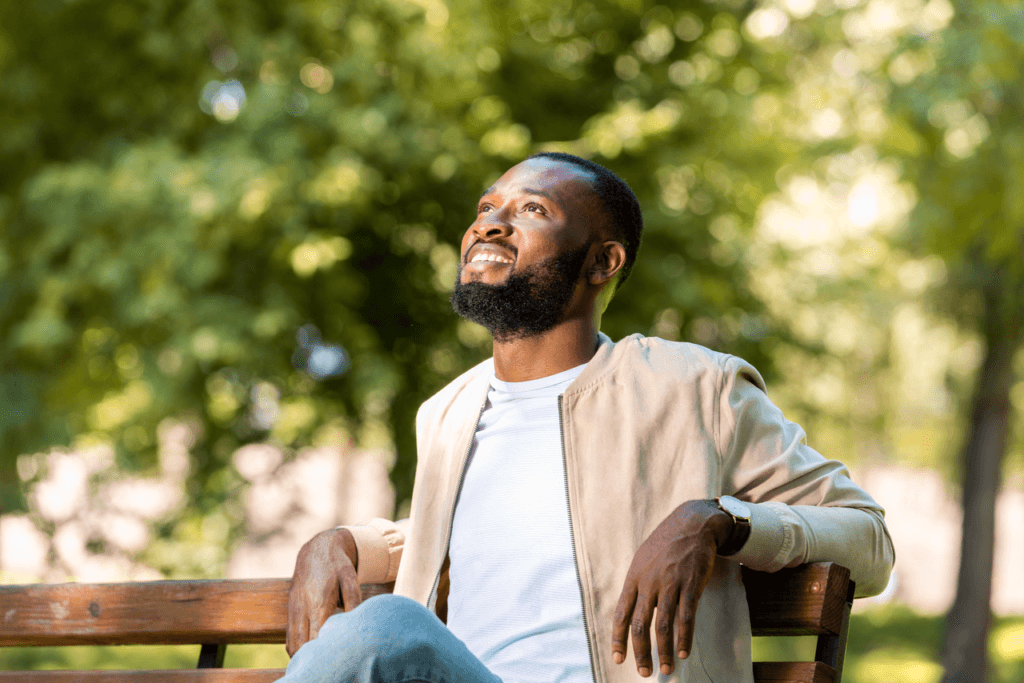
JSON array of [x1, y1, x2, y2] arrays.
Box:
[[491, 315, 600, 382]]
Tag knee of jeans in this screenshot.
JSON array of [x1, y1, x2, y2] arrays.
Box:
[[356, 594, 429, 622], [352, 594, 441, 650]]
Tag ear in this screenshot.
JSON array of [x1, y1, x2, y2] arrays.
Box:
[[588, 240, 627, 287]]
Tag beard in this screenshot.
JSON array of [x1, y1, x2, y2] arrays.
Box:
[[450, 243, 591, 342]]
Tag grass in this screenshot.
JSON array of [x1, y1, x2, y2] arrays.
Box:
[[753, 606, 1024, 683]]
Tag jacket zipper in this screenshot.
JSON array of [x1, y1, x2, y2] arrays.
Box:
[[428, 398, 488, 611], [559, 394, 599, 683]]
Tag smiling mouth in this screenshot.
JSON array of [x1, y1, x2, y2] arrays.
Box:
[[465, 242, 516, 266], [469, 253, 513, 265]]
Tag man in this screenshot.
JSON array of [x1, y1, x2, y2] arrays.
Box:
[[280, 153, 894, 683]]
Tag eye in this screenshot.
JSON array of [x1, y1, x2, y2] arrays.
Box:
[[478, 203, 493, 214], [524, 202, 545, 214]]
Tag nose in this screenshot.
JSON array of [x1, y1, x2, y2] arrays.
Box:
[[472, 211, 514, 240]]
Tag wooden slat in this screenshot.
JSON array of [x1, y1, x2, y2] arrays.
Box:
[[0, 579, 291, 646], [752, 661, 836, 683], [0, 662, 837, 683], [1, 568, 852, 680], [0, 669, 286, 682], [743, 562, 850, 637]]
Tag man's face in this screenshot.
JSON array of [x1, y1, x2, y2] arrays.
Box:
[[450, 157, 604, 341]]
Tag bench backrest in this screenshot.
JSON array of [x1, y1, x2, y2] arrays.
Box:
[[744, 562, 855, 683], [0, 562, 853, 683]]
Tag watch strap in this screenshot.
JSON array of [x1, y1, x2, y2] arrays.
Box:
[[714, 497, 752, 557]]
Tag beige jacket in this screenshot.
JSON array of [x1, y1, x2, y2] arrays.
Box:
[[346, 333, 894, 683]]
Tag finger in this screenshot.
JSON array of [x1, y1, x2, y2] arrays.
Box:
[[286, 590, 308, 657], [676, 554, 716, 660], [655, 585, 681, 675], [611, 582, 638, 665], [308, 578, 343, 643], [340, 564, 363, 612], [309, 566, 345, 641], [630, 591, 656, 677], [308, 600, 333, 642], [675, 587, 699, 660]]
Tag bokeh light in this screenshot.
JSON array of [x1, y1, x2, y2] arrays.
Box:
[[293, 324, 350, 381], [199, 79, 246, 122], [299, 60, 333, 94]]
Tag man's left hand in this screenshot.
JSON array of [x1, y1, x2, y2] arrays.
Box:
[[610, 499, 735, 677]]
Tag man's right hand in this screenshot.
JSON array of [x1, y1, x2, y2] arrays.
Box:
[[286, 527, 362, 657]]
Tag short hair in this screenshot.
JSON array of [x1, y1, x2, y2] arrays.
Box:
[[528, 152, 643, 289]]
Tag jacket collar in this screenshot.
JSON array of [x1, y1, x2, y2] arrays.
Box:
[[468, 331, 631, 398], [563, 331, 634, 398]]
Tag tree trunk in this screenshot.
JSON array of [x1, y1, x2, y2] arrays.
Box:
[[940, 288, 1021, 683]]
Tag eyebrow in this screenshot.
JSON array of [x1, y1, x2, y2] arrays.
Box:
[[521, 187, 554, 200], [478, 187, 555, 202]]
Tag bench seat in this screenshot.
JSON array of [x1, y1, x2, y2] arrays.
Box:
[[0, 563, 853, 683]]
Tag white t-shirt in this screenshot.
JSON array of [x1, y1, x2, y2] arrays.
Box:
[[446, 363, 592, 683]]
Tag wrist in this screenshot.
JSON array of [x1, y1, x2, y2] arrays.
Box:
[[717, 516, 751, 556], [679, 499, 733, 548], [334, 528, 359, 569], [708, 509, 736, 551], [713, 496, 752, 556]]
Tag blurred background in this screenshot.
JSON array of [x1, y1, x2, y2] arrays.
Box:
[[0, 0, 1022, 680]]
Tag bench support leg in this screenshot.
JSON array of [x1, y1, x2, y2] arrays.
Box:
[[814, 581, 855, 683], [198, 642, 227, 668]]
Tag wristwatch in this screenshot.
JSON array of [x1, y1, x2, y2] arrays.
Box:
[[714, 495, 752, 556]]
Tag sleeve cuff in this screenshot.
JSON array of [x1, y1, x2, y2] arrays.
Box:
[[728, 501, 790, 571], [342, 524, 392, 584]]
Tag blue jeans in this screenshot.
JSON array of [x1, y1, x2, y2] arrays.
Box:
[[276, 594, 503, 683]]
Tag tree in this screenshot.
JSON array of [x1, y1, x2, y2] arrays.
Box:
[[0, 0, 787, 563], [731, 1, 1024, 675], [885, 2, 1024, 679]]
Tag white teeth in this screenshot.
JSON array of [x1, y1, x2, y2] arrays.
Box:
[[470, 253, 511, 264]]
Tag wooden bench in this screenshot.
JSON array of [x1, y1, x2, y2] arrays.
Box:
[[0, 562, 854, 682]]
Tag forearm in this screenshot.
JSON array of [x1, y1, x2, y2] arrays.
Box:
[[730, 502, 894, 597]]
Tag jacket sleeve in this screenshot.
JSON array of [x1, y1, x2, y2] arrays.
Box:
[[337, 517, 409, 584], [715, 355, 895, 597]]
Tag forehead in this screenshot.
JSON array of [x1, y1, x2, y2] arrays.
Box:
[[486, 157, 598, 204]]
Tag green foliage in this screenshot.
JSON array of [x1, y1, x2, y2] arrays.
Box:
[[0, 0, 784, 519], [4, 4, 1024, 679], [889, 0, 1024, 331], [0, 643, 199, 672]]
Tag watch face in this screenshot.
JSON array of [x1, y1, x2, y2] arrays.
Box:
[[719, 495, 751, 520]]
